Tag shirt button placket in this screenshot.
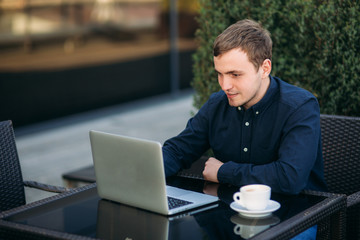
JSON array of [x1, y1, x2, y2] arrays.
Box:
[[241, 110, 252, 161], [243, 121, 250, 153]]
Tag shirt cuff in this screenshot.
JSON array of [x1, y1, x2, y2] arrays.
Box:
[[218, 161, 238, 184]]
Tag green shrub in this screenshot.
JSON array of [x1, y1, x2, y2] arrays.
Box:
[[192, 0, 360, 116]]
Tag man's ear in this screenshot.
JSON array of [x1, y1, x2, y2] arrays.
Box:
[[261, 59, 272, 78]]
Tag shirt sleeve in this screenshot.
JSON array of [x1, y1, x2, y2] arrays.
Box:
[[218, 98, 321, 194], [162, 98, 211, 177]]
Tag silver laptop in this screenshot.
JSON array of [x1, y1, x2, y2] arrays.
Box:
[[89, 130, 218, 215]]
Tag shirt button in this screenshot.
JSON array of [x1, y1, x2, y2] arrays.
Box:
[[238, 107, 242, 111], [245, 122, 249, 126], [243, 148, 248, 152], [256, 111, 259, 115]]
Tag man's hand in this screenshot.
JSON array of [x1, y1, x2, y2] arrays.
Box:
[[202, 157, 224, 183]]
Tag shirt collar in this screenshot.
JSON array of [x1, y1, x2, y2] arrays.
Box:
[[248, 75, 278, 115]]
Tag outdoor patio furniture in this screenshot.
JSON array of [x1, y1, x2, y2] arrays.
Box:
[[0, 180, 347, 240], [0, 120, 68, 213], [320, 114, 360, 240]]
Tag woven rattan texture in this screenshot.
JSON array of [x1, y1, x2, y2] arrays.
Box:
[[23, 181, 68, 193], [320, 114, 360, 196], [0, 121, 26, 212], [320, 114, 360, 240]]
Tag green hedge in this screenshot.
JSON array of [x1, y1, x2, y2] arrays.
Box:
[[192, 0, 360, 116]]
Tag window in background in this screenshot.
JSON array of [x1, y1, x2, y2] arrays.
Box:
[[0, 0, 198, 71], [0, 0, 199, 127]]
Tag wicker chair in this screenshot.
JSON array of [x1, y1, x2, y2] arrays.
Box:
[[0, 120, 68, 212], [320, 114, 360, 240]]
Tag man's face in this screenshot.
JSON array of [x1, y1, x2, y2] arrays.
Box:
[[214, 48, 271, 109]]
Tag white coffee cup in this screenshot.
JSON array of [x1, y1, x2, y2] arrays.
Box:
[[233, 184, 271, 211]]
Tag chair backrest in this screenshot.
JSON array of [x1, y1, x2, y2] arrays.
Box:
[[0, 120, 26, 211], [320, 114, 360, 195]]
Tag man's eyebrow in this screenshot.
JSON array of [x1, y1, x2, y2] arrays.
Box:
[[224, 70, 245, 75], [226, 70, 243, 74], [214, 69, 245, 75]]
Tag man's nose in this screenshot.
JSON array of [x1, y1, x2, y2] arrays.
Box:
[[221, 77, 233, 91]]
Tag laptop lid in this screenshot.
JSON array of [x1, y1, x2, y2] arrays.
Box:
[[89, 130, 218, 215]]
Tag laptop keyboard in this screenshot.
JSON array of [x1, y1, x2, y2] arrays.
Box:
[[167, 197, 193, 210]]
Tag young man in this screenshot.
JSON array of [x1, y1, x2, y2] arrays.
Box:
[[162, 19, 327, 195]]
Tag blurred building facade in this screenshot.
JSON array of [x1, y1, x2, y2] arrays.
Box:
[[0, 0, 199, 127]]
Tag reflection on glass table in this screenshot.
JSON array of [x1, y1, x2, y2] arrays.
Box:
[[0, 177, 346, 240]]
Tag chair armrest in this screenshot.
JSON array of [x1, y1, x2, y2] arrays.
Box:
[[347, 190, 360, 208], [23, 181, 68, 193]]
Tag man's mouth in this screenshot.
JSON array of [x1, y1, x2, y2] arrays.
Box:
[[226, 93, 238, 99]]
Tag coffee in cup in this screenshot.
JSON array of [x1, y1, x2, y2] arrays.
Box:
[[233, 184, 271, 211]]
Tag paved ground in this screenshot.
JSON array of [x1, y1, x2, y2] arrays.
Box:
[[14, 89, 196, 203]]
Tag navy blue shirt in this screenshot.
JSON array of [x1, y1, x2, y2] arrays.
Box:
[[163, 76, 327, 194]]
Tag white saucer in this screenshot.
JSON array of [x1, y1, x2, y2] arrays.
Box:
[[230, 200, 281, 218]]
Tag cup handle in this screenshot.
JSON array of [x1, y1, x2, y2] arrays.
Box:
[[233, 224, 241, 235], [233, 192, 243, 206]]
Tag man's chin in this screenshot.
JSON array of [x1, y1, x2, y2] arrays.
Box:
[[229, 101, 240, 107], [227, 99, 241, 107]]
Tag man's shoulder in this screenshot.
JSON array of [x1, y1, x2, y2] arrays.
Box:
[[275, 77, 317, 108]]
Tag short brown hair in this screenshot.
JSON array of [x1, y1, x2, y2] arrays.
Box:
[[213, 19, 272, 70]]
